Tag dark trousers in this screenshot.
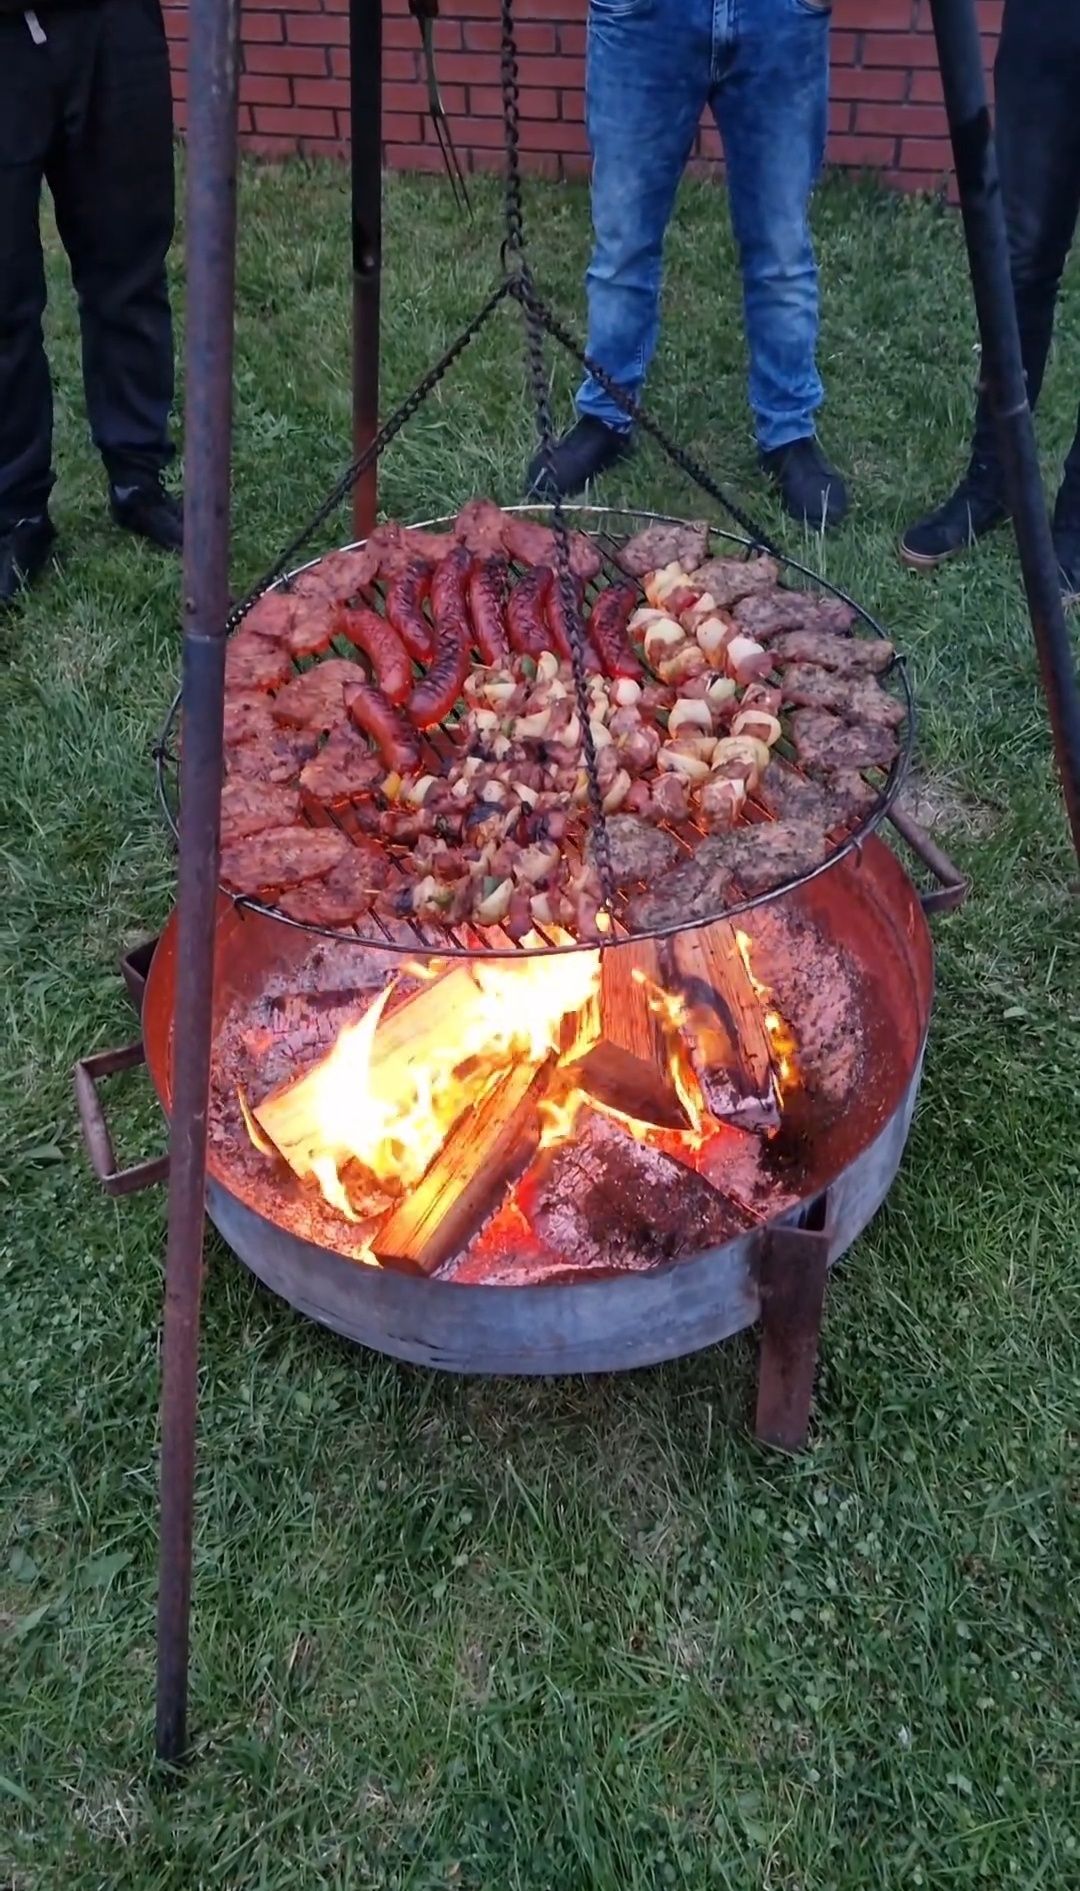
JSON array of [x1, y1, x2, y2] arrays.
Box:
[[971, 0, 1080, 502], [0, 0, 175, 527]]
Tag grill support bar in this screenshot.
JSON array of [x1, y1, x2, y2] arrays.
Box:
[[350, 0, 382, 540], [928, 0, 1080, 867], [155, 0, 240, 1770]]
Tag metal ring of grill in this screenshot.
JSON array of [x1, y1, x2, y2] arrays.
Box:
[[156, 505, 914, 959]]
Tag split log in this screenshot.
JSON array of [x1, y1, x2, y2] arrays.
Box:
[[520, 1111, 753, 1275], [660, 922, 780, 1131], [373, 1057, 553, 1273], [573, 938, 689, 1129]]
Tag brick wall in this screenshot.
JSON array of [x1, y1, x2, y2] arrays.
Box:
[[163, 0, 1004, 193]]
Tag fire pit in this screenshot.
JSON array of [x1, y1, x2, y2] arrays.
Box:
[[75, 508, 969, 1449], [79, 810, 956, 1447]]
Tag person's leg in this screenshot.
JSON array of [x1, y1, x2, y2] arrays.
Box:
[[903, 0, 1080, 565], [48, 0, 177, 514], [711, 0, 828, 456], [0, 18, 56, 533], [575, 0, 710, 428]]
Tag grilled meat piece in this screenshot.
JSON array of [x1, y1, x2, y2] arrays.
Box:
[[454, 498, 508, 558], [276, 838, 391, 925], [220, 778, 301, 843], [768, 626, 894, 674], [225, 634, 294, 695], [626, 837, 736, 931], [502, 516, 602, 581], [220, 824, 351, 897], [272, 658, 363, 732], [223, 690, 277, 748], [299, 725, 385, 803], [591, 815, 681, 888], [618, 519, 710, 578], [243, 590, 295, 642], [225, 728, 318, 784], [780, 663, 906, 730], [732, 587, 857, 640], [720, 819, 832, 896], [790, 706, 899, 773], [291, 543, 380, 602], [689, 553, 779, 608]]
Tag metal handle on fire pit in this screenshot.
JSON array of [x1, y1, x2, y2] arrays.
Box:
[[885, 806, 970, 915], [73, 1042, 170, 1197]]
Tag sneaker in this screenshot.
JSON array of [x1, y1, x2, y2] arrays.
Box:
[[900, 470, 1006, 568], [0, 513, 57, 607], [761, 437, 849, 531], [1053, 479, 1080, 603], [110, 475, 183, 552], [525, 416, 633, 500]]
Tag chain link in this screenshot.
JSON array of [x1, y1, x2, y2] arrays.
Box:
[[226, 279, 512, 632], [500, 0, 617, 917]]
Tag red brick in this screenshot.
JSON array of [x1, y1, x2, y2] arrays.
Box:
[[238, 104, 253, 134], [560, 88, 585, 122], [240, 74, 292, 106], [855, 102, 945, 136], [300, 137, 350, 159], [471, 147, 560, 181], [245, 134, 298, 160], [254, 103, 336, 136], [240, 13, 284, 43], [464, 21, 557, 54], [383, 50, 421, 80], [828, 32, 859, 65], [909, 69, 945, 103], [835, 0, 913, 26], [467, 85, 557, 119], [831, 66, 908, 101], [558, 22, 585, 57], [245, 44, 325, 76], [518, 119, 589, 154], [294, 77, 350, 109], [898, 136, 953, 170], [862, 30, 941, 66], [827, 133, 898, 168], [829, 100, 853, 135], [287, 13, 349, 44]]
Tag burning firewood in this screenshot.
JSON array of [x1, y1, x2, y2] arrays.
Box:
[[573, 939, 690, 1130], [520, 1112, 753, 1275], [659, 922, 780, 1130], [372, 1058, 554, 1273]]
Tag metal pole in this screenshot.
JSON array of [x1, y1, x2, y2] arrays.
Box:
[[155, 0, 240, 1768], [351, 0, 382, 540], [928, 0, 1080, 865]]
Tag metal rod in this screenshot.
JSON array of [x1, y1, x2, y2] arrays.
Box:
[[351, 0, 382, 539], [928, 0, 1080, 866], [154, 0, 240, 1769]]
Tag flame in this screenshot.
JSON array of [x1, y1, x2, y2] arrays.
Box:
[[252, 947, 600, 1215], [734, 929, 800, 1101]]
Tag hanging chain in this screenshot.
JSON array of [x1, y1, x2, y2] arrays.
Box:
[[226, 279, 512, 631], [500, 0, 617, 919]]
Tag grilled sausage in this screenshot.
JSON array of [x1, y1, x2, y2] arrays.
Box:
[[587, 582, 642, 678], [336, 605, 412, 705], [385, 558, 436, 664], [467, 556, 511, 666], [506, 566, 552, 658], [345, 679, 422, 772]]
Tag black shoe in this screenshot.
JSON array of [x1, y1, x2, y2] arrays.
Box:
[[0, 514, 56, 608], [761, 436, 849, 531], [525, 417, 633, 500], [900, 469, 1006, 568], [110, 476, 183, 552]]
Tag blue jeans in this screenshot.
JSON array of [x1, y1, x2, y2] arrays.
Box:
[[577, 0, 830, 454]]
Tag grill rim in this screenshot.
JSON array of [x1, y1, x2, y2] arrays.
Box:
[[155, 505, 914, 959]]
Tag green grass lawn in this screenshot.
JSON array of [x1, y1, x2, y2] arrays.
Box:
[[2, 164, 1079, 1890]]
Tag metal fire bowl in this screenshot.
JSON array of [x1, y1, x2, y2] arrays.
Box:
[[140, 836, 933, 1376]]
